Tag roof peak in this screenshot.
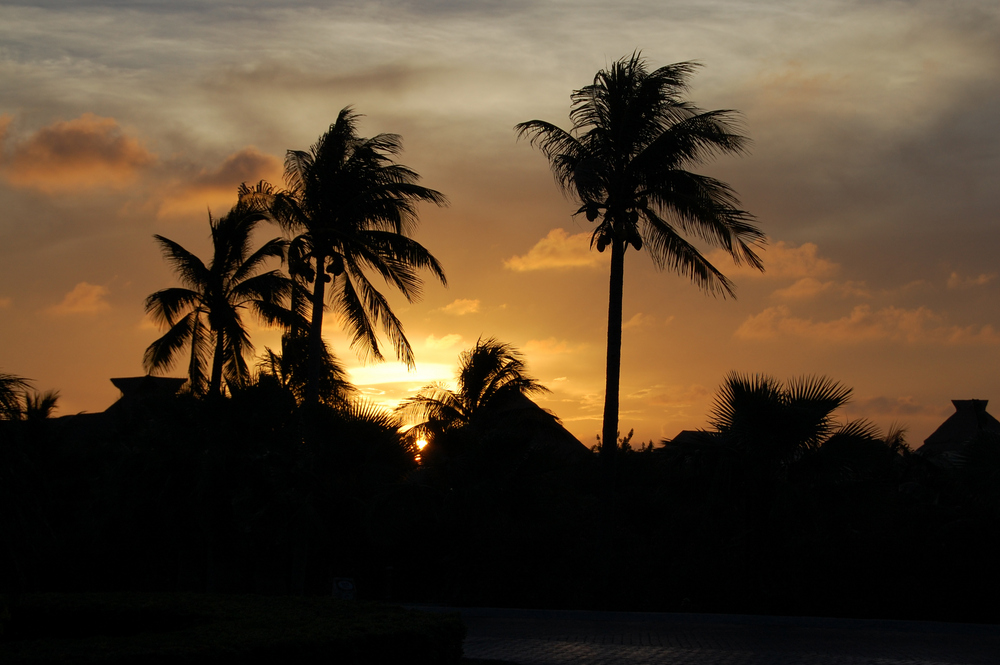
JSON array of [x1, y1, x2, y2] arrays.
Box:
[[951, 399, 988, 412]]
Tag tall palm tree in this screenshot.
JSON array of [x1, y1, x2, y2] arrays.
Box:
[[516, 53, 765, 472], [396, 337, 549, 446], [269, 107, 447, 405], [144, 195, 292, 397]]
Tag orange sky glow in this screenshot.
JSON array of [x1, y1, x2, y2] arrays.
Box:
[[1, 1, 998, 447]]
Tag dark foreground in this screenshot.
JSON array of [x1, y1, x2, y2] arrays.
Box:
[[441, 607, 1000, 665]]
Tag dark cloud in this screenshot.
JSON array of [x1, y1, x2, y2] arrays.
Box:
[[189, 147, 280, 190], [1, 113, 155, 192]]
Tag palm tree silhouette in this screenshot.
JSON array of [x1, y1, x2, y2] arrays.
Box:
[[269, 107, 447, 405], [256, 334, 356, 407], [396, 337, 549, 450], [707, 372, 861, 469], [23, 390, 59, 421], [144, 195, 292, 397], [516, 53, 765, 473], [0, 371, 31, 420]]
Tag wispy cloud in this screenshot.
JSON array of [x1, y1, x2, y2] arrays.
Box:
[[504, 228, 606, 271], [2, 114, 155, 193], [49, 282, 111, 315], [736, 304, 1000, 345], [622, 313, 650, 330], [439, 298, 480, 315], [771, 277, 871, 300], [157, 146, 282, 218], [947, 271, 995, 289], [524, 337, 584, 355], [425, 333, 463, 350], [845, 395, 943, 418], [711, 241, 839, 280]]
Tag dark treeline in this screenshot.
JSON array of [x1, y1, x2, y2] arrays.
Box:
[[2, 371, 999, 624]]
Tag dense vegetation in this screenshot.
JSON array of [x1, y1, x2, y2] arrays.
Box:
[[1, 369, 998, 624]]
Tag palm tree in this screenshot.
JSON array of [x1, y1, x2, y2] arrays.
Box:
[[23, 390, 59, 421], [269, 107, 447, 405], [706, 372, 860, 469], [144, 195, 292, 397], [256, 334, 356, 407], [515, 53, 765, 472], [396, 337, 549, 450], [0, 372, 31, 420]]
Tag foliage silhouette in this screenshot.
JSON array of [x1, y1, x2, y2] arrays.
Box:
[[143, 194, 292, 397], [0, 371, 31, 420], [267, 107, 447, 405], [396, 337, 549, 449], [255, 333, 356, 408], [516, 53, 764, 474]]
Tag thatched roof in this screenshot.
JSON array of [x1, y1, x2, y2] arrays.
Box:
[[105, 375, 186, 416], [918, 399, 1000, 456]]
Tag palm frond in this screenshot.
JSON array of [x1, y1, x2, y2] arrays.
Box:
[[152, 235, 210, 289], [144, 287, 202, 328], [143, 310, 201, 375], [641, 209, 737, 297], [0, 371, 32, 420]]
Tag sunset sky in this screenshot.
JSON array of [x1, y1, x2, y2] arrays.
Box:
[[1, 0, 998, 447]]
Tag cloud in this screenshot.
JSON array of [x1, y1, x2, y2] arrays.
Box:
[[710, 241, 839, 280], [947, 271, 995, 289], [425, 333, 463, 350], [504, 228, 606, 271], [157, 147, 282, 218], [622, 313, 649, 330], [846, 395, 943, 418], [190, 147, 281, 190], [524, 337, 584, 355], [735, 304, 1000, 345], [49, 282, 111, 315], [771, 278, 871, 300], [439, 298, 480, 315], [2, 114, 155, 192]]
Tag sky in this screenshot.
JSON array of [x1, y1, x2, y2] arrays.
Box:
[[1, 0, 998, 447]]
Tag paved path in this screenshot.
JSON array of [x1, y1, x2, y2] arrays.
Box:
[[415, 607, 1000, 665]]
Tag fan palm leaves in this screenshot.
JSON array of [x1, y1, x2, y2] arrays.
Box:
[[267, 107, 447, 405], [516, 53, 765, 471], [396, 337, 549, 444], [707, 372, 856, 466], [143, 195, 293, 397]]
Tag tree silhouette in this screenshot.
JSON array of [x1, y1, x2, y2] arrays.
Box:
[[396, 337, 549, 455], [707, 372, 864, 469], [0, 371, 31, 420], [23, 390, 59, 421], [269, 107, 447, 405], [144, 196, 292, 397], [516, 53, 764, 474], [256, 334, 356, 408]]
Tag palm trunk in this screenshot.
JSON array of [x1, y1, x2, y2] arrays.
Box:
[[305, 254, 328, 406], [209, 327, 225, 397], [601, 238, 626, 483]]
